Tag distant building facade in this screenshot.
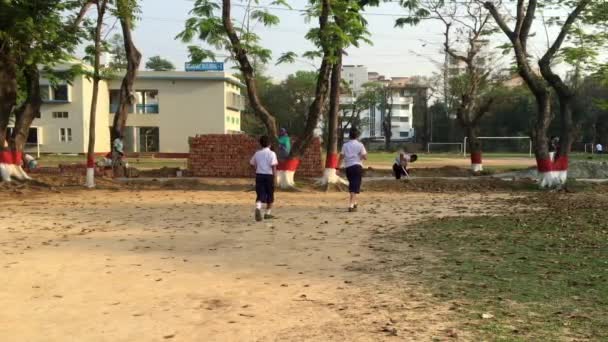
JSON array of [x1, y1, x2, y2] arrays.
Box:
[[25, 65, 244, 154], [339, 65, 428, 142]]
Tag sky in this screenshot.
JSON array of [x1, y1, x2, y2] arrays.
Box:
[[103, 0, 603, 82]]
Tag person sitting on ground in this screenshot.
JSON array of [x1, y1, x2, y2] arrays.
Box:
[[277, 128, 291, 161], [250, 135, 279, 222], [97, 152, 113, 168], [393, 151, 417, 180], [339, 128, 367, 212], [23, 154, 37, 171]]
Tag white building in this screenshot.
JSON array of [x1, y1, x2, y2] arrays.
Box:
[[340, 66, 425, 142], [20, 64, 244, 155]]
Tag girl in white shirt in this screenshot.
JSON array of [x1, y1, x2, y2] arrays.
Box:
[[339, 128, 367, 212]]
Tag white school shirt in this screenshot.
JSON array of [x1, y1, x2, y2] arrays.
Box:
[[596, 144, 603, 152], [394, 152, 411, 166], [341, 140, 367, 168], [250, 147, 278, 175]]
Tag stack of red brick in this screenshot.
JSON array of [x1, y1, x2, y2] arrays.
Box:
[[188, 134, 323, 177]]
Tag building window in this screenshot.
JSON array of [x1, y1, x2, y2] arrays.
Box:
[[226, 92, 245, 111], [399, 131, 409, 138], [52, 111, 69, 119], [59, 128, 72, 142], [139, 127, 159, 152], [226, 116, 230, 123], [41, 84, 70, 102], [398, 116, 409, 123], [135, 90, 159, 114]]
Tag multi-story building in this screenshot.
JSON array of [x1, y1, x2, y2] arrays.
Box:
[[28, 65, 244, 154], [340, 65, 426, 142]]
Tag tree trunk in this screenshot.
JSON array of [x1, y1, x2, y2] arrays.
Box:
[[277, 0, 332, 188], [86, 1, 107, 188], [320, 54, 347, 186], [8, 66, 41, 181], [0, 43, 17, 182], [112, 9, 141, 143], [465, 125, 483, 172], [221, 0, 277, 142]]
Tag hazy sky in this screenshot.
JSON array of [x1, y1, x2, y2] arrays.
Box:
[[110, 0, 601, 81]]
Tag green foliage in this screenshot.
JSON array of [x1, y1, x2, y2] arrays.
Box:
[[145, 55, 175, 71], [178, 0, 285, 65]]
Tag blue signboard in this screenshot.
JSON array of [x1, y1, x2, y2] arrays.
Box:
[[185, 62, 224, 72]]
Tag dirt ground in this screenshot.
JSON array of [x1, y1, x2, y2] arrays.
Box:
[[367, 157, 534, 170], [0, 188, 516, 342]]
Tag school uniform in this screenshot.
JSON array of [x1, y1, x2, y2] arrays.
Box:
[[393, 152, 411, 179], [341, 140, 367, 194], [250, 147, 278, 204]]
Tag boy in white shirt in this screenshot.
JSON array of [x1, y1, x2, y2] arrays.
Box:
[[250, 135, 279, 221], [339, 128, 367, 212]]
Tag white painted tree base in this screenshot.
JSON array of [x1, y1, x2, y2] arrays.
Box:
[[0, 164, 30, 182], [471, 163, 483, 172], [85, 168, 95, 188], [539, 171, 568, 188], [317, 168, 348, 186], [277, 170, 296, 189]]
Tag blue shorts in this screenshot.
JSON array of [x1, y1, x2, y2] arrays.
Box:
[[346, 165, 363, 194], [255, 174, 275, 204]]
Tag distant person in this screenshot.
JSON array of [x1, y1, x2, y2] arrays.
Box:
[[549, 136, 560, 161], [393, 152, 418, 180], [277, 128, 291, 160], [250, 135, 278, 222], [112, 135, 125, 161], [596, 143, 604, 154], [23, 154, 37, 170], [339, 128, 367, 212]]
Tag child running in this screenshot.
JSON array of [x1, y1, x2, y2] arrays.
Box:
[[339, 128, 367, 212], [393, 151, 418, 179], [250, 135, 278, 222]]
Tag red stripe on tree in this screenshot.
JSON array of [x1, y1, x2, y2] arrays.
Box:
[[87, 155, 96, 168], [278, 159, 300, 171], [536, 158, 553, 173], [13, 151, 22, 166], [1, 150, 14, 164], [470, 152, 482, 164], [325, 153, 339, 169], [553, 155, 568, 171]]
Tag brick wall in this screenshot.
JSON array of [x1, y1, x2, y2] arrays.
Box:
[[188, 134, 323, 178]]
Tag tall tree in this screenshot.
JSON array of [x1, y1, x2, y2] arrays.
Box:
[[0, 0, 92, 182], [107, 33, 128, 69], [399, 0, 498, 171], [111, 0, 142, 172], [484, 0, 595, 187], [145, 55, 175, 71], [85, 0, 109, 188], [180, 0, 361, 188]]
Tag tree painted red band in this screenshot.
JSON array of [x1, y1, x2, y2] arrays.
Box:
[[325, 153, 339, 169], [277, 158, 300, 171], [13, 151, 22, 166], [537, 158, 553, 173], [471, 152, 482, 164], [1, 150, 14, 164], [87, 155, 96, 168], [553, 155, 568, 171]]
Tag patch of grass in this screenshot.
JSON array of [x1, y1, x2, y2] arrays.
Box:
[[390, 196, 608, 340]]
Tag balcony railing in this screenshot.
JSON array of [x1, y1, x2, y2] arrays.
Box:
[[109, 104, 159, 114]]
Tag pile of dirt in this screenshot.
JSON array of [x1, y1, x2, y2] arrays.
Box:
[[364, 166, 475, 178], [138, 167, 182, 178], [364, 178, 538, 193], [496, 160, 608, 180]]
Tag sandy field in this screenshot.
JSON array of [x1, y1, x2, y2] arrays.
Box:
[[1, 189, 514, 342]]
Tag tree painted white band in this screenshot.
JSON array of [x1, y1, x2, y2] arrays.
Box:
[[277, 170, 296, 188], [539, 171, 567, 188], [319, 168, 348, 185], [471, 163, 483, 172], [85, 168, 95, 188]]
